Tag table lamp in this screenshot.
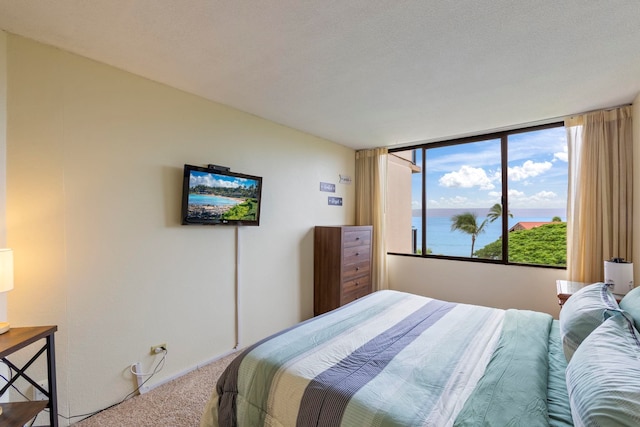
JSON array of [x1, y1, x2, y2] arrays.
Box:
[[0, 248, 14, 334]]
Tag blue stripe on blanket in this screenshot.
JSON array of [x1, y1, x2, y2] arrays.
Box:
[[216, 291, 408, 427], [297, 298, 456, 427]]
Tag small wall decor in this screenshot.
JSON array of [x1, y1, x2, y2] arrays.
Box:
[[320, 182, 336, 193], [339, 175, 352, 184], [328, 197, 343, 206]]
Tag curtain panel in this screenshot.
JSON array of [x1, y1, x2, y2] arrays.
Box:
[[566, 106, 633, 283], [355, 148, 388, 291]]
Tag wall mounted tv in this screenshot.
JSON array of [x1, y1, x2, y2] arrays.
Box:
[[181, 164, 263, 226]]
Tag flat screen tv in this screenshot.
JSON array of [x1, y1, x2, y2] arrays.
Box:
[[181, 164, 263, 226]]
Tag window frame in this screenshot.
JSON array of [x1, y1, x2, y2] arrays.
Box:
[[388, 121, 566, 269]]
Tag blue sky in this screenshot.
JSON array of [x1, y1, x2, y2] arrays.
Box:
[[190, 171, 256, 189], [413, 126, 568, 210]]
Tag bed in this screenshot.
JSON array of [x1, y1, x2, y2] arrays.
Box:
[[201, 287, 640, 427]]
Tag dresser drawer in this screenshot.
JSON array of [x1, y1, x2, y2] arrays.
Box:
[[342, 275, 370, 295], [343, 230, 372, 248], [341, 284, 370, 305], [343, 245, 371, 265], [343, 260, 370, 280]]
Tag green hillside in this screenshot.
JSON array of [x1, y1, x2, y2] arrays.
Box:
[[474, 222, 566, 266]]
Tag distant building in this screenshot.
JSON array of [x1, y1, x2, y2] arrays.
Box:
[[508, 221, 551, 232]]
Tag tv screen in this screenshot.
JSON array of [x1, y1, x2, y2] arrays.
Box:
[[181, 164, 263, 226]]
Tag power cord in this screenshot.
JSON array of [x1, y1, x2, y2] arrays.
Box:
[[63, 348, 168, 423], [1, 349, 169, 424], [0, 371, 32, 401], [125, 348, 167, 399], [1, 361, 44, 426]]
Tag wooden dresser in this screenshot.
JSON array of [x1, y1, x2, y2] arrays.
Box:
[[314, 225, 373, 316]]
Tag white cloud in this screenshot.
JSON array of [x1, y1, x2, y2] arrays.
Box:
[[439, 165, 495, 190], [508, 160, 552, 181], [531, 190, 558, 201], [554, 145, 568, 162], [428, 196, 470, 208], [507, 189, 560, 207], [447, 196, 470, 206], [190, 175, 241, 188]]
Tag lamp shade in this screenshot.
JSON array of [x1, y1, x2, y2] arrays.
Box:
[[0, 248, 14, 293]]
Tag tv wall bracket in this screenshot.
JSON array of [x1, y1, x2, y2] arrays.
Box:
[[207, 164, 230, 172]]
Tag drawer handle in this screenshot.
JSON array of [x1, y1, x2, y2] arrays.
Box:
[[356, 267, 360, 271], [355, 252, 360, 256], [355, 282, 359, 286], [356, 237, 360, 240]]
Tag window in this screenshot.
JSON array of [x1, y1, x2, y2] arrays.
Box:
[[387, 123, 568, 267]]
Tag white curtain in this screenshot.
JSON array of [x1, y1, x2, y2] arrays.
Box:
[[355, 148, 388, 291], [565, 106, 633, 283]]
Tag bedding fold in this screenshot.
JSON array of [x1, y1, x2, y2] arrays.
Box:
[[453, 309, 553, 427], [547, 320, 574, 427]]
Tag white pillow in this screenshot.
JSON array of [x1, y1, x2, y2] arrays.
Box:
[[565, 311, 640, 426], [620, 285, 640, 330], [559, 282, 620, 361]]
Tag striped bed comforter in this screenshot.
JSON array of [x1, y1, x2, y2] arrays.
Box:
[[201, 290, 555, 427]]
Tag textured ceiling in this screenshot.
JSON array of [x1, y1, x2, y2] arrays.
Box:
[[0, 1, 639, 149]]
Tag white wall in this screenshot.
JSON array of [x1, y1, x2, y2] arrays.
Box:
[[0, 30, 9, 406], [389, 256, 565, 318], [5, 34, 354, 424], [0, 32, 7, 322]]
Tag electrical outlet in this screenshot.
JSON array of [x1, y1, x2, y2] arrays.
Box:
[[150, 343, 167, 354], [31, 379, 48, 401]]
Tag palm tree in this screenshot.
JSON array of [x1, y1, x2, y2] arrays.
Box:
[[450, 212, 488, 257], [486, 203, 513, 224]]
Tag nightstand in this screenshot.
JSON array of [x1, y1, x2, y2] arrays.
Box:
[[0, 326, 58, 427], [556, 280, 588, 306]]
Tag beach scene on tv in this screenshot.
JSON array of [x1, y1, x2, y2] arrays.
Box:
[[186, 170, 260, 222]]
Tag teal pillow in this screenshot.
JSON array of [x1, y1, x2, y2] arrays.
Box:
[[620, 286, 640, 330], [565, 312, 640, 426], [559, 282, 620, 361]]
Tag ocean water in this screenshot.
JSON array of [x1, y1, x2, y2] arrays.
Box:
[[412, 208, 565, 257], [188, 194, 239, 206]]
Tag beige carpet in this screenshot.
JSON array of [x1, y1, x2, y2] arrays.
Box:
[[74, 351, 239, 427]]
